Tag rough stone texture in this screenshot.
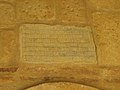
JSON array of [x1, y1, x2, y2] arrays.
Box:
[[16, 0, 55, 23], [87, 0, 120, 11], [0, 0, 120, 90], [0, 3, 15, 28], [0, 64, 120, 90], [26, 82, 98, 90], [0, 30, 19, 68], [0, 0, 14, 3], [20, 24, 96, 64], [56, 0, 87, 25], [92, 12, 120, 66]]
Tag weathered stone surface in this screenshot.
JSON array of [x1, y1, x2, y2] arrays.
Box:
[[0, 0, 120, 90], [26, 82, 98, 90], [0, 0, 14, 3], [20, 24, 96, 64], [2, 63, 119, 90], [87, 0, 120, 11], [56, 0, 87, 25], [16, 0, 55, 23], [0, 3, 15, 28], [0, 30, 19, 68], [0, 63, 120, 90], [92, 12, 120, 65]]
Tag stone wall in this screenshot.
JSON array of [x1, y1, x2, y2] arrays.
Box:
[[0, 0, 120, 90]]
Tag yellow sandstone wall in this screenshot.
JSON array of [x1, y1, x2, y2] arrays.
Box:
[[0, 0, 120, 90]]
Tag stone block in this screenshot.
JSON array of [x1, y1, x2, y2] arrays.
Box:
[[16, 0, 55, 23], [0, 30, 19, 68], [0, 3, 16, 28], [20, 24, 97, 64], [56, 0, 87, 25], [87, 0, 120, 11], [92, 12, 120, 65]]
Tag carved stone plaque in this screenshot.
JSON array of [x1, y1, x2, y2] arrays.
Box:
[[20, 24, 96, 64]]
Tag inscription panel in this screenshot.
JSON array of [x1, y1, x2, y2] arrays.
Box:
[[20, 24, 96, 64]]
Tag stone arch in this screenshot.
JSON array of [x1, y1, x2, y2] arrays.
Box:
[[26, 82, 99, 90]]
